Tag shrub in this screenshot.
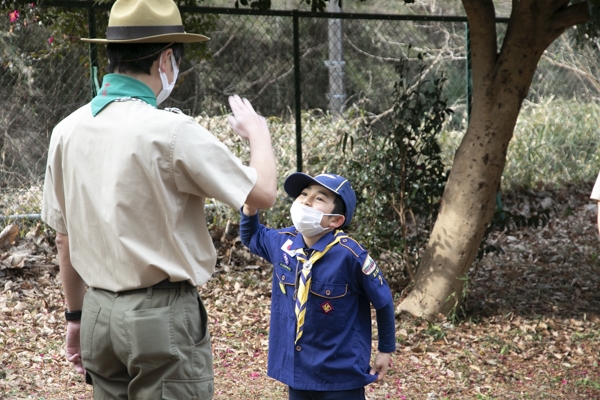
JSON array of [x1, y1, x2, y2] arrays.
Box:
[[334, 58, 452, 288]]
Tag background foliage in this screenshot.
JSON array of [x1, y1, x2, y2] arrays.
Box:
[[2, 2, 600, 288]]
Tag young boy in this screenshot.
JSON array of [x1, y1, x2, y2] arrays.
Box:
[[240, 172, 396, 400]]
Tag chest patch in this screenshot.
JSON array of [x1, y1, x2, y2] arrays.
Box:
[[281, 239, 297, 257], [321, 301, 334, 314]]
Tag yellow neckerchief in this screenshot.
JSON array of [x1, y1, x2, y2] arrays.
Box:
[[294, 230, 347, 343]]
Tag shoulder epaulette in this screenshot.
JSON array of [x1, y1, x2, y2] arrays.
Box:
[[278, 231, 297, 238], [334, 230, 365, 258], [163, 107, 184, 114]]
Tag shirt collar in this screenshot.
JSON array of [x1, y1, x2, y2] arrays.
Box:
[[291, 230, 337, 252], [91, 74, 157, 116], [312, 230, 346, 251]]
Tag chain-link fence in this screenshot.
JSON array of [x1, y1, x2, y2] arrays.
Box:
[[2, 4, 600, 223]]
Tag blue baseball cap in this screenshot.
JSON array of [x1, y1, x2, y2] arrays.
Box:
[[284, 172, 357, 227]]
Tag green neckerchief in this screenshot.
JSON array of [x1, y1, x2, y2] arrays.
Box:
[[90, 74, 157, 116]]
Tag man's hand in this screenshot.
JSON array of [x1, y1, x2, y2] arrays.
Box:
[[227, 94, 269, 141], [66, 321, 86, 375], [370, 352, 392, 382], [228, 94, 277, 210]]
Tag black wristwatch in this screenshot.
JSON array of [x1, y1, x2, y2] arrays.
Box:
[[65, 310, 82, 321]]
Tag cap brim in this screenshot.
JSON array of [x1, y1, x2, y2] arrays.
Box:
[[81, 33, 210, 44], [284, 173, 326, 199]]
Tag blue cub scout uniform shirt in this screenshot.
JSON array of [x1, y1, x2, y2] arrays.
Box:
[[240, 212, 395, 391]]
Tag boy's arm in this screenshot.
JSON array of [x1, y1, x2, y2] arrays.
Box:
[[243, 204, 258, 217], [370, 302, 396, 382], [239, 205, 260, 247]]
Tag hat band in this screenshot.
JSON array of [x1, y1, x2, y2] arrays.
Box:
[[106, 25, 185, 40]]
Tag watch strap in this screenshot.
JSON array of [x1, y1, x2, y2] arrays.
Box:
[[65, 310, 82, 321]]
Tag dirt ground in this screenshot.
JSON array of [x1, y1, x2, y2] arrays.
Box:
[[1, 185, 599, 399]]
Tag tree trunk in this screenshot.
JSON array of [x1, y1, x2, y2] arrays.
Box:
[[398, 0, 589, 319]]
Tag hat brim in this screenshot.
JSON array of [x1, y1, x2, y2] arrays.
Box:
[[284, 173, 327, 199], [81, 33, 209, 44]]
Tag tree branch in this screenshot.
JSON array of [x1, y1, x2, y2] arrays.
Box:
[[549, 1, 590, 38], [462, 0, 498, 82]]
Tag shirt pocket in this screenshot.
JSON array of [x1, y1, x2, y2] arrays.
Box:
[[272, 269, 295, 317], [305, 281, 351, 332]]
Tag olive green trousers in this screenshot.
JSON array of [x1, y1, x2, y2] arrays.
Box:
[[81, 282, 214, 400]]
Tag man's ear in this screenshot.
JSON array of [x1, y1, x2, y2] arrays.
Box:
[[158, 48, 174, 73], [329, 215, 345, 229]]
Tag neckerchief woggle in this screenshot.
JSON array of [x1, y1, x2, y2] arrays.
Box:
[[91, 74, 157, 117], [294, 230, 347, 343]]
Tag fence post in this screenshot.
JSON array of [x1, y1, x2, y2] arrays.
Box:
[[465, 22, 472, 122], [326, 1, 345, 116], [293, 9, 302, 172], [87, 4, 100, 98]]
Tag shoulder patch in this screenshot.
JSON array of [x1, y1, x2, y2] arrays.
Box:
[[362, 255, 378, 275]]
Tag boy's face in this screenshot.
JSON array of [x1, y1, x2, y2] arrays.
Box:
[[294, 183, 338, 228]]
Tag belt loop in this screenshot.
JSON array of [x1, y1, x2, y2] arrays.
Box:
[[180, 281, 186, 294], [146, 286, 153, 299]]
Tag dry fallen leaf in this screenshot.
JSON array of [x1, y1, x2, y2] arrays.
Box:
[[1, 185, 600, 399], [0, 223, 20, 249]]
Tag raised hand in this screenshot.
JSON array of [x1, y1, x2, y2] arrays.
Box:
[[227, 94, 269, 141]]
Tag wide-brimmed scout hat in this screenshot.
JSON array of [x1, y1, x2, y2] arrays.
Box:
[[284, 172, 357, 228], [81, 0, 209, 44]]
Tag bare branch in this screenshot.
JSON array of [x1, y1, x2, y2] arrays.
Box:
[[540, 53, 600, 94], [549, 1, 590, 36]]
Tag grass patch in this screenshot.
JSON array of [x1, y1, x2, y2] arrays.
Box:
[[576, 378, 600, 389], [440, 97, 600, 190]]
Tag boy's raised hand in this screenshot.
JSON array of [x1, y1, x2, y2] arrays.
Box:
[[227, 94, 269, 141]]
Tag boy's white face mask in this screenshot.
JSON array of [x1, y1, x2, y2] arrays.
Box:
[[156, 53, 179, 105], [290, 202, 339, 238]]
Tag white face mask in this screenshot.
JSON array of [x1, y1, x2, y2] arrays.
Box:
[[290, 202, 339, 238], [156, 53, 179, 105]]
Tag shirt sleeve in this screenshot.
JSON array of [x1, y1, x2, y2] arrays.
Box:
[[591, 171, 600, 201], [240, 209, 260, 247], [357, 252, 394, 310], [239, 209, 276, 263], [375, 302, 397, 353], [172, 119, 257, 210], [41, 135, 68, 234]]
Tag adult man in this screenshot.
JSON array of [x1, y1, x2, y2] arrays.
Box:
[[41, 0, 276, 398]]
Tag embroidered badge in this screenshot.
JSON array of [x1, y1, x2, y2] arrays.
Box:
[[321, 301, 334, 314], [283, 253, 290, 265], [281, 239, 297, 257], [278, 262, 291, 272], [362, 256, 377, 275], [370, 266, 380, 278]]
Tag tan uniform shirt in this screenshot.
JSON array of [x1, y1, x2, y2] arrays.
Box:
[[591, 171, 600, 201], [42, 100, 256, 291]]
